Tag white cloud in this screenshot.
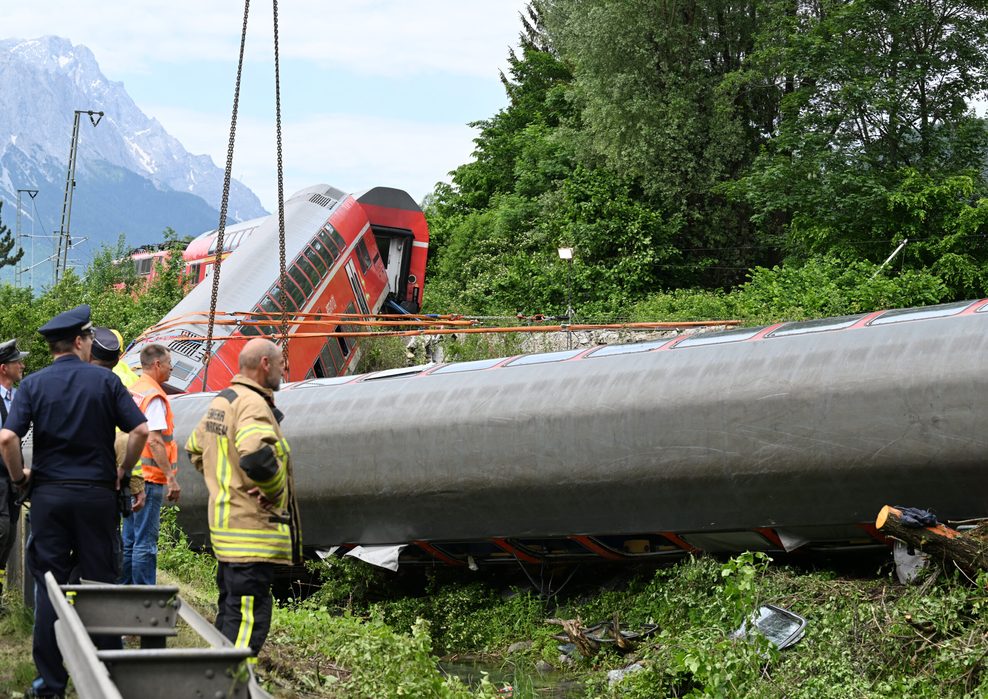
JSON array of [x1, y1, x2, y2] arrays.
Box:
[[151, 105, 477, 209], [8, 1, 528, 78], [7, 1, 527, 212]]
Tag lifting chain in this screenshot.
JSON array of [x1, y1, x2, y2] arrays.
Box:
[[273, 0, 290, 368], [203, 0, 290, 387]]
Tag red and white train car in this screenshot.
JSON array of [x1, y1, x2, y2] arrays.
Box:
[[123, 184, 429, 391]]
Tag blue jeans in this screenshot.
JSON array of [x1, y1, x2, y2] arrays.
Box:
[[121, 481, 163, 585]]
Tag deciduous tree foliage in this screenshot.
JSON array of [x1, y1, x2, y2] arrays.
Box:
[[426, 0, 988, 318], [0, 202, 25, 272], [0, 233, 188, 374]]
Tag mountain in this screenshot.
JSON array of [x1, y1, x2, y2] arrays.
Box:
[[0, 36, 268, 283]]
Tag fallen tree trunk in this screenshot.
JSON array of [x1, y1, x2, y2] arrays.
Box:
[[876, 506, 988, 579], [547, 618, 600, 657]]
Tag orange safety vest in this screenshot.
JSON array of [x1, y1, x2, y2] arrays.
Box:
[[129, 374, 178, 484]]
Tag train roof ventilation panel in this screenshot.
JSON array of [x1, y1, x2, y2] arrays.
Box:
[[308, 192, 339, 209]]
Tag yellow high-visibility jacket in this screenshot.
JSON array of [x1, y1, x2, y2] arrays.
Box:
[[185, 374, 301, 565]]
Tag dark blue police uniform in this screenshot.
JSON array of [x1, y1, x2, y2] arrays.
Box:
[[3, 305, 147, 698], [0, 338, 29, 602]]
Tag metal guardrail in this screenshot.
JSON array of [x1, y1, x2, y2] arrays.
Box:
[[44, 572, 273, 699]]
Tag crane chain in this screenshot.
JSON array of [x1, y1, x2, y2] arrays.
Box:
[[273, 0, 289, 368], [203, 0, 251, 389]]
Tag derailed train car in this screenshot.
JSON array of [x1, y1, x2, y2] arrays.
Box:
[[123, 184, 429, 391], [165, 299, 988, 566]]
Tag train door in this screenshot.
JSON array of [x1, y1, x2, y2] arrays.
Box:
[[345, 260, 371, 315], [373, 226, 414, 304]]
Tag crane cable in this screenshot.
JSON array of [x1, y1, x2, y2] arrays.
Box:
[[204, 0, 290, 387]]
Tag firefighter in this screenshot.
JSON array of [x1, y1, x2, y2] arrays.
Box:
[[185, 338, 301, 656], [0, 305, 148, 699]]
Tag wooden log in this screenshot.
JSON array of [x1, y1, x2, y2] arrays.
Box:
[[546, 618, 600, 657], [876, 505, 988, 579]]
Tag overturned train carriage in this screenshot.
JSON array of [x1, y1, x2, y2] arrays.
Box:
[[161, 300, 988, 565], [123, 184, 429, 392]]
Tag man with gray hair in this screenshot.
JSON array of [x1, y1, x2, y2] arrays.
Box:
[[185, 339, 301, 656], [122, 343, 179, 585]]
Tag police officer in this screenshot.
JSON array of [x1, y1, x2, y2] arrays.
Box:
[[0, 305, 149, 699], [0, 338, 27, 608], [90, 327, 146, 515]]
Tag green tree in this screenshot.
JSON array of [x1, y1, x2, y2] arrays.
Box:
[[734, 0, 988, 268], [0, 202, 25, 272], [547, 0, 776, 285]]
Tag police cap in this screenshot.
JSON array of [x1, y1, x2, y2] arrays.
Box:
[[38, 304, 93, 341], [0, 339, 28, 364], [91, 326, 122, 362]]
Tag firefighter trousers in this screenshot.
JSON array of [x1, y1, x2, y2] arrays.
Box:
[[214, 561, 276, 657]]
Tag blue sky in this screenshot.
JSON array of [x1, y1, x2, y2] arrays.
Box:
[[10, 1, 529, 210]]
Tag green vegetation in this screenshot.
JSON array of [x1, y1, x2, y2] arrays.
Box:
[[423, 1, 988, 321], [4, 2, 988, 696], [0, 202, 26, 273], [153, 528, 988, 699], [0, 233, 187, 371]]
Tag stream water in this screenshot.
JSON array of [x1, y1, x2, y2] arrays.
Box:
[[441, 659, 586, 697]]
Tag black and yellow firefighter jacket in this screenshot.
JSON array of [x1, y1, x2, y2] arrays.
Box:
[[185, 374, 301, 565]]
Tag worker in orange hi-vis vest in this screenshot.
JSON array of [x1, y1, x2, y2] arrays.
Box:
[[121, 344, 179, 585]]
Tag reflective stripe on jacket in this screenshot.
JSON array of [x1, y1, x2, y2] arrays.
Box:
[[185, 374, 301, 565], [129, 374, 177, 484]]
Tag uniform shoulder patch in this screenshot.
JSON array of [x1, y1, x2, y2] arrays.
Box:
[[217, 388, 238, 404]]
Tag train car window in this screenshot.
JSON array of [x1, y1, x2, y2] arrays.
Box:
[[332, 229, 347, 254], [269, 283, 298, 313], [674, 327, 762, 348], [589, 339, 669, 357], [309, 356, 327, 379], [259, 294, 283, 315], [319, 228, 340, 258], [285, 272, 309, 307], [295, 256, 319, 290], [185, 262, 202, 282], [363, 366, 428, 382], [321, 340, 342, 375], [506, 349, 583, 367], [355, 239, 373, 274], [306, 241, 331, 273], [245, 293, 279, 336], [335, 325, 351, 357], [869, 300, 972, 325], [432, 357, 504, 374], [767, 314, 864, 338]]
